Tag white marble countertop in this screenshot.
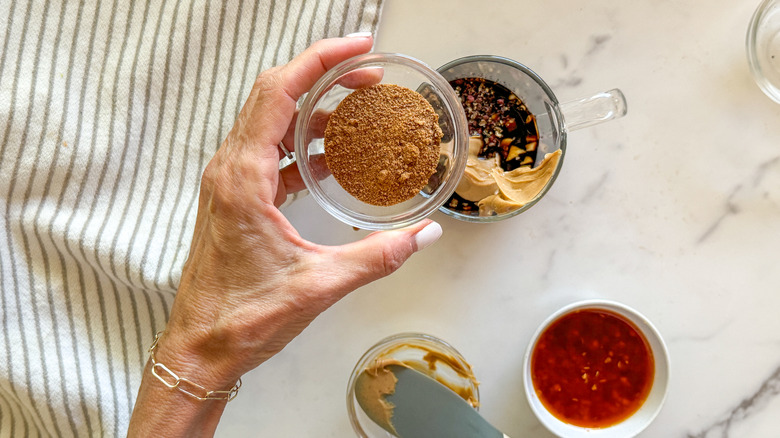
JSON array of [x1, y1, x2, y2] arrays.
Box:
[[218, 0, 780, 436]]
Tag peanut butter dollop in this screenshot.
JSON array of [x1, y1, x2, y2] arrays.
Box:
[[455, 136, 562, 216]]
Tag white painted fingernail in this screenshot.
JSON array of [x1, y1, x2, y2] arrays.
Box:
[[414, 221, 442, 252], [345, 31, 372, 38]]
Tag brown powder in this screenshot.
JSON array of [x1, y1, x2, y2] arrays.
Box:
[[324, 84, 443, 206]]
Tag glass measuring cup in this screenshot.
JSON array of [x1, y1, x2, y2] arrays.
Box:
[[436, 55, 627, 223]]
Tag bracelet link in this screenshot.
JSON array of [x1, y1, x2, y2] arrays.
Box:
[[177, 377, 212, 401], [151, 362, 180, 389], [148, 332, 242, 402]]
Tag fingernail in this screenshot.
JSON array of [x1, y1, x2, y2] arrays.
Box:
[[414, 221, 442, 252], [345, 31, 372, 38]]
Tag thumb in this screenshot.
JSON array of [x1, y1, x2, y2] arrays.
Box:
[[321, 220, 443, 295]]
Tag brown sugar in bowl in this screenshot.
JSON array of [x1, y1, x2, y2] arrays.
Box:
[[324, 84, 443, 207], [295, 53, 468, 231]]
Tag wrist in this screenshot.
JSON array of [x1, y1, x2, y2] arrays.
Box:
[[129, 332, 235, 437], [150, 327, 245, 394]]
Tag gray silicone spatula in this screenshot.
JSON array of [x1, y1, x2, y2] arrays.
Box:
[[356, 364, 511, 438]]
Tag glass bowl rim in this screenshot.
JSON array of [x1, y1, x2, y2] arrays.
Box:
[[746, 0, 780, 103]]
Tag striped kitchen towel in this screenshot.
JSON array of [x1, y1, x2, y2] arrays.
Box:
[[0, 0, 384, 436]]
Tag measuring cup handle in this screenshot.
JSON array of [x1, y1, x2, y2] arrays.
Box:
[[559, 88, 627, 132]]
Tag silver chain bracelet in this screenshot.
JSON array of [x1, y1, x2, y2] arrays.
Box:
[[148, 332, 242, 402]]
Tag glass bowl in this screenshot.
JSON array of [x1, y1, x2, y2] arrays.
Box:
[[295, 53, 469, 230], [747, 0, 780, 103], [346, 333, 480, 437], [523, 300, 670, 438]]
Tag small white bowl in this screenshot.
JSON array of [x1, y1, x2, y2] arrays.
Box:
[[523, 300, 670, 438]]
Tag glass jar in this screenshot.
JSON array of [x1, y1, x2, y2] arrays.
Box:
[[346, 332, 480, 437]]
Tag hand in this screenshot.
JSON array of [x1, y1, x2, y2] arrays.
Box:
[[129, 35, 442, 436]]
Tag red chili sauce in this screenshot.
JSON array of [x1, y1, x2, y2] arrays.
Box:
[[531, 308, 654, 428]]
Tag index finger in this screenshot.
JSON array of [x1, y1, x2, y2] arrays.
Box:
[[280, 35, 375, 103], [243, 35, 374, 156]]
